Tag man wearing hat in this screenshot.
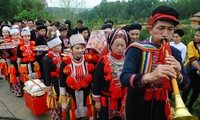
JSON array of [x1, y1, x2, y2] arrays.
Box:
[[127, 23, 142, 43], [170, 29, 187, 62], [120, 6, 189, 120], [43, 37, 62, 120]]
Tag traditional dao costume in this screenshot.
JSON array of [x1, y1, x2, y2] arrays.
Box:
[[0, 26, 11, 80], [6, 29, 23, 97], [59, 34, 95, 120], [17, 29, 41, 83], [43, 37, 62, 120], [120, 6, 189, 120], [92, 29, 130, 120]]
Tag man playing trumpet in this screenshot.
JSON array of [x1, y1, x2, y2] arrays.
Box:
[[120, 6, 189, 120]]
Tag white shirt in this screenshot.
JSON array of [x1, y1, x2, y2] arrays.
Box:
[[170, 41, 187, 62], [56, 29, 60, 37]]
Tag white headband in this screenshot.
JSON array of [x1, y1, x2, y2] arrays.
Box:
[[47, 37, 62, 49]]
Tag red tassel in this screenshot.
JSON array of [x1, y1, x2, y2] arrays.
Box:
[[144, 89, 153, 101], [36, 70, 41, 79], [101, 97, 107, 107], [87, 105, 92, 117], [120, 93, 127, 116], [62, 111, 66, 120], [110, 99, 118, 110], [165, 98, 172, 118], [111, 87, 122, 100], [71, 98, 76, 109]]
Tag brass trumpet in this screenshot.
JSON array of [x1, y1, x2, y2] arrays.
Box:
[[162, 40, 198, 120]]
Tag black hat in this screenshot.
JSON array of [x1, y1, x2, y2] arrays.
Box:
[[174, 29, 184, 37], [36, 25, 47, 31], [52, 22, 60, 27], [101, 24, 112, 30], [59, 26, 68, 32], [121, 25, 129, 31], [65, 20, 71, 24], [128, 23, 142, 31], [105, 20, 114, 25], [78, 26, 88, 33], [36, 21, 44, 26], [149, 6, 179, 26]]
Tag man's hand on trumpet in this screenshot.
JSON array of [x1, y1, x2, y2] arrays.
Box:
[[142, 55, 183, 84]]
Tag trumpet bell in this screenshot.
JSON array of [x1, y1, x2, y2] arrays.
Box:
[[173, 95, 199, 120]]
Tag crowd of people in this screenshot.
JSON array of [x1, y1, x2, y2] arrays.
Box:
[[0, 5, 199, 120]]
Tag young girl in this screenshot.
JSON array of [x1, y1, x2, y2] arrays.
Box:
[[60, 34, 95, 120], [43, 37, 62, 120], [17, 29, 41, 84], [6, 29, 22, 97], [0, 26, 12, 90]]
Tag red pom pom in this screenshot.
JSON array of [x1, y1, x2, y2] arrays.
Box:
[[85, 54, 92, 62], [30, 41, 35, 46], [85, 74, 93, 83], [19, 41, 24, 46], [92, 54, 100, 63], [72, 83, 81, 90], [87, 64, 94, 73], [80, 80, 88, 88], [22, 58, 26, 62], [30, 46, 35, 50], [53, 59, 58, 64], [66, 76, 75, 86], [63, 56, 71, 64], [63, 66, 72, 75], [24, 57, 29, 62], [20, 46, 25, 51], [29, 57, 35, 62], [22, 52, 28, 57], [48, 52, 54, 58], [31, 52, 36, 57]]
